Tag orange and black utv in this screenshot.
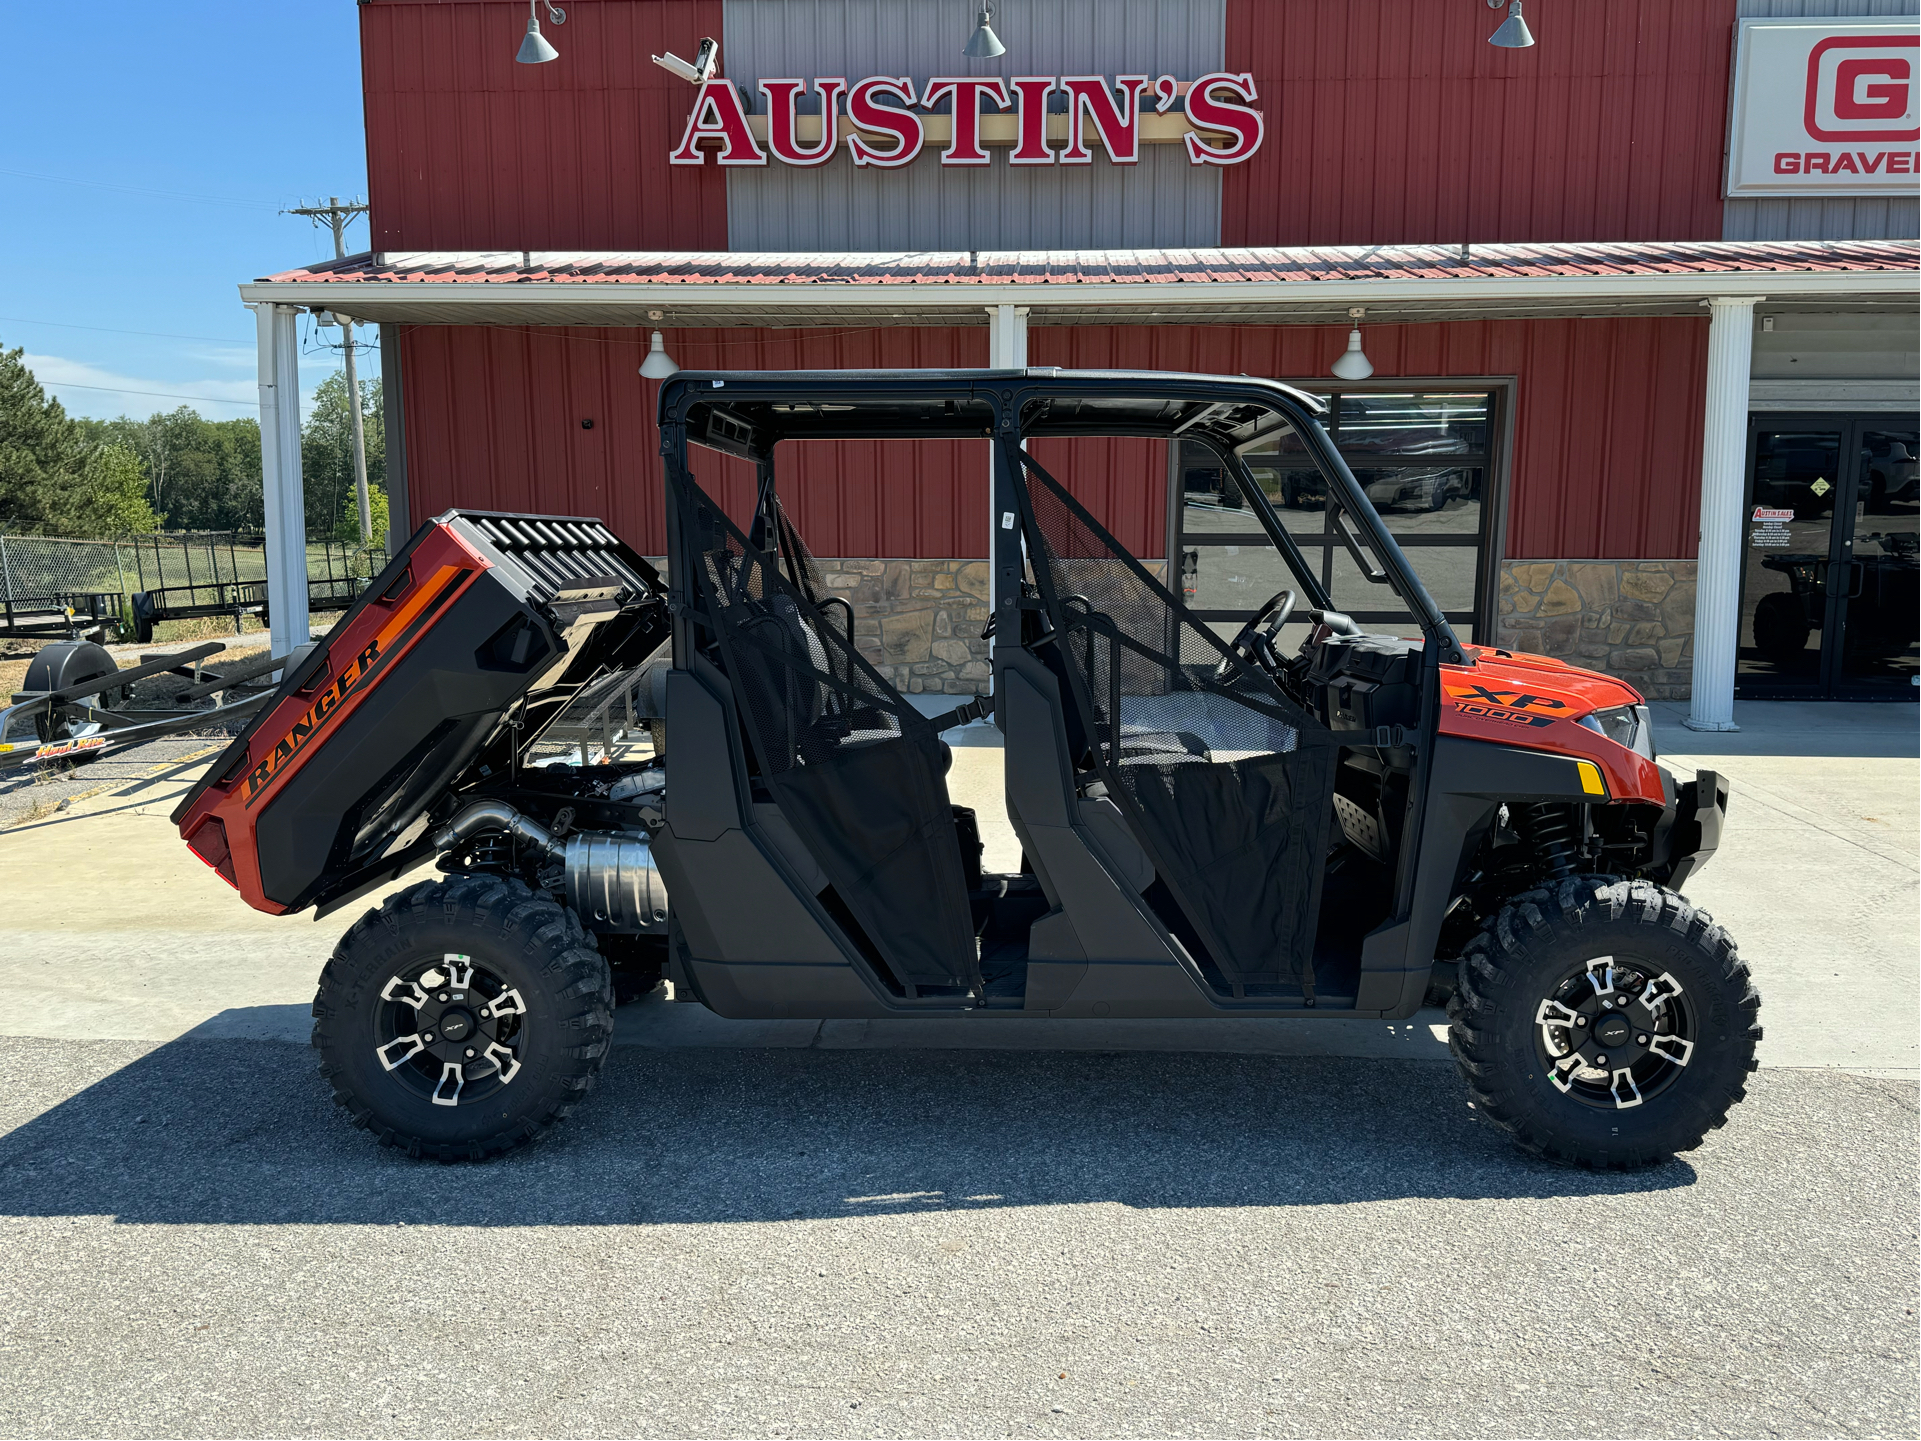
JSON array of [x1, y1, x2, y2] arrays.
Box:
[[174, 370, 1757, 1167]]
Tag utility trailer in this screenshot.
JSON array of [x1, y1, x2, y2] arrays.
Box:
[[0, 640, 282, 773], [172, 370, 1757, 1168], [0, 591, 122, 643]]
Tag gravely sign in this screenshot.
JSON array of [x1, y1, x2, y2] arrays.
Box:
[[670, 73, 1264, 168]]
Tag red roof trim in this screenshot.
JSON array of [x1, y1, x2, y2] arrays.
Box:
[[260, 240, 1919, 288]]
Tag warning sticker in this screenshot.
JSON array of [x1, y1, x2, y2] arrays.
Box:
[[1809, 477, 1831, 498]]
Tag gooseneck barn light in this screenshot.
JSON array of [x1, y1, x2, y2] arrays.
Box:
[[1330, 308, 1375, 380], [964, 4, 1007, 59], [516, 2, 566, 65], [1487, 0, 1535, 49], [639, 331, 680, 380]]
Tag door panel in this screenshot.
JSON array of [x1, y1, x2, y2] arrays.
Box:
[[1836, 429, 1920, 696], [1738, 428, 1840, 694]]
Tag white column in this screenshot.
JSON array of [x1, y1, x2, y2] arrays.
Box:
[[1685, 296, 1762, 732], [984, 306, 1029, 689], [254, 303, 310, 659]]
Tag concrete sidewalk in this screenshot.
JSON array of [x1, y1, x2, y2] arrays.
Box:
[[0, 701, 1912, 1074]]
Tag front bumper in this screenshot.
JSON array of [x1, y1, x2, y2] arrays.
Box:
[[1663, 768, 1728, 888]]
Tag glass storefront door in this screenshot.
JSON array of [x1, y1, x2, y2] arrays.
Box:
[[1177, 388, 1496, 644], [1738, 419, 1919, 699]]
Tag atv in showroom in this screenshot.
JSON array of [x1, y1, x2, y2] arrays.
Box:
[[173, 370, 1756, 1167]]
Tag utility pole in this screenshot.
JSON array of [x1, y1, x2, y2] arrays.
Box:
[[287, 196, 374, 545]]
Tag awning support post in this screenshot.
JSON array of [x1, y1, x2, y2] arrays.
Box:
[[253, 302, 311, 659], [985, 305, 1028, 694], [1685, 296, 1761, 733]]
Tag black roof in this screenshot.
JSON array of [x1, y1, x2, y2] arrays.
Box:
[[659, 368, 1327, 457]]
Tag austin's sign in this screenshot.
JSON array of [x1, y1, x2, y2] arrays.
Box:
[[670, 73, 1264, 168]]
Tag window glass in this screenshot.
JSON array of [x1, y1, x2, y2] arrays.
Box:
[[1180, 544, 1311, 612], [1352, 465, 1483, 525], [1328, 546, 1410, 616], [1336, 392, 1489, 455]]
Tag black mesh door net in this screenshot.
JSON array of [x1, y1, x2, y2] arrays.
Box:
[[675, 473, 979, 998], [1014, 449, 1339, 995]]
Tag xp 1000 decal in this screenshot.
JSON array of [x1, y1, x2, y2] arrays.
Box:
[[1445, 683, 1566, 729]]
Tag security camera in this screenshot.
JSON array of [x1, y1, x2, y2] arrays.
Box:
[[651, 37, 719, 85]]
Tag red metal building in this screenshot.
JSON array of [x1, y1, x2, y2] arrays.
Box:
[[244, 0, 1917, 719]]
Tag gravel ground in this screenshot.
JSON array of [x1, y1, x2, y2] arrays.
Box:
[[0, 737, 226, 830], [0, 1039, 1913, 1439]]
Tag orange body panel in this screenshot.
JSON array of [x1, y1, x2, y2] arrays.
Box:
[[175, 523, 494, 914], [1440, 647, 1665, 805]]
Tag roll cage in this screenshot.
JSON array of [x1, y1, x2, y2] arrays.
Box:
[[657, 368, 1468, 669]]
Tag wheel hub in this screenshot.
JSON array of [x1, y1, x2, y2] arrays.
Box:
[[435, 1008, 476, 1044], [1534, 959, 1695, 1111], [373, 955, 528, 1106]]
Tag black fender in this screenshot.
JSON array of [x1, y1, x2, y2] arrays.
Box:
[[1366, 736, 1616, 1017]]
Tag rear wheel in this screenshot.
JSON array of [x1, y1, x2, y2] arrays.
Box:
[[1449, 876, 1761, 1169], [312, 875, 613, 1161]]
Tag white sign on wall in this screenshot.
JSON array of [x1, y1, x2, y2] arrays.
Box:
[[1725, 17, 1920, 197]]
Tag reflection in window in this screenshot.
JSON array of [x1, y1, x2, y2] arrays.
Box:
[[1336, 392, 1489, 455]]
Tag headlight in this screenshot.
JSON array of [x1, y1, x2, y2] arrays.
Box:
[[1577, 703, 1655, 762]]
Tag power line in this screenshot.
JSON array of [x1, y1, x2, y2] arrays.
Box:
[[0, 166, 282, 211], [44, 380, 259, 408], [1, 315, 248, 345]]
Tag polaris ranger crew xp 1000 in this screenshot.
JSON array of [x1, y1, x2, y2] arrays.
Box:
[[173, 370, 1756, 1167]]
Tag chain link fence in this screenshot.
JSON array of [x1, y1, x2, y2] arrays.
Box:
[[1, 532, 389, 639]]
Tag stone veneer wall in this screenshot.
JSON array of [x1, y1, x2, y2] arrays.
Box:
[[822, 559, 994, 694], [1496, 560, 1698, 700], [643, 556, 992, 694]]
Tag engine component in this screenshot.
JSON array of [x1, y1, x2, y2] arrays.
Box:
[[607, 766, 665, 804], [431, 799, 668, 935], [565, 830, 669, 933]]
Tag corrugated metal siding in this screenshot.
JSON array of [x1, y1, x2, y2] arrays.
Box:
[[1221, 0, 1737, 246], [720, 0, 1225, 250], [396, 316, 1705, 565], [398, 323, 991, 556], [1721, 0, 1921, 240], [726, 145, 1220, 251], [360, 0, 730, 250], [397, 320, 1171, 558], [1028, 318, 1711, 560]]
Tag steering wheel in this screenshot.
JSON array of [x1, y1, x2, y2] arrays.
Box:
[[1215, 589, 1296, 681]]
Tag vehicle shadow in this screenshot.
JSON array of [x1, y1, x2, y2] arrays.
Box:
[[0, 1024, 1695, 1227]]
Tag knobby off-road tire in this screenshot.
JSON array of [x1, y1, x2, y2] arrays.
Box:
[[1449, 876, 1762, 1170], [312, 875, 613, 1161]]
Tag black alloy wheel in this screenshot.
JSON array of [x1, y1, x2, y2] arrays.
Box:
[[1531, 957, 1696, 1112], [372, 954, 529, 1109]]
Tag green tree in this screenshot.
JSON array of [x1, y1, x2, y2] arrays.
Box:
[[302, 370, 385, 546], [83, 407, 264, 531], [0, 343, 160, 536], [339, 481, 390, 548]]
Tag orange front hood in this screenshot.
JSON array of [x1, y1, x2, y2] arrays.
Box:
[[1438, 646, 1664, 804]]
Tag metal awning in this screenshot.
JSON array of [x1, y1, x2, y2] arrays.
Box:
[[240, 240, 1919, 329]]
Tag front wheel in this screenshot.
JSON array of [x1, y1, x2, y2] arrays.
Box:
[[312, 875, 613, 1161], [1448, 877, 1761, 1169]]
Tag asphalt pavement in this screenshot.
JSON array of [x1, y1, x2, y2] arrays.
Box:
[[0, 699, 1914, 1437], [0, 1041, 1913, 1438]]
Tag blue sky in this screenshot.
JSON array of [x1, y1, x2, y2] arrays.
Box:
[[0, 2, 372, 422]]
